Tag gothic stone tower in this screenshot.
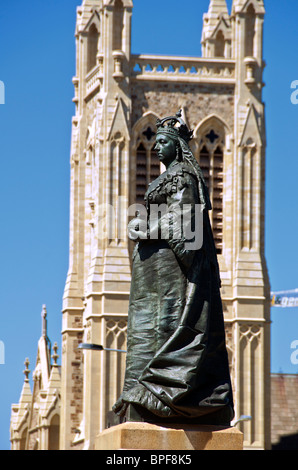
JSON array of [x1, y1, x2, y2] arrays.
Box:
[[60, 0, 270, 450], [10, 306, 61, 450]]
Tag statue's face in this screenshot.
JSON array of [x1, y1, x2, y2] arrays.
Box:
[[154, 133, 176, 167]]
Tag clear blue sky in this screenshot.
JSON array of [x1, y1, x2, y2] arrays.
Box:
[[0, 0, 297, 451]]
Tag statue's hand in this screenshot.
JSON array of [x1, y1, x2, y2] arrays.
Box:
[[114, 383, 173, 418], [128, 217, 147, 241], [112, 396, 129, 417]]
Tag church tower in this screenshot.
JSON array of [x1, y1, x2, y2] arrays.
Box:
[[60, 0, 133, 450], [10, 306, 61, 450], [230, 0, 271, 450], [59, 0, 271, 450], [201, 0, 270, 449]]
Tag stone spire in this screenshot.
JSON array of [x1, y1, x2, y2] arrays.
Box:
[[19, 358, 32, 405], [201, 0, 231, 58], [45, 343, 61, 415], [208, 0, 229, 15], [76, 0, 102, 34], [23, 357, 30, 383], [10, 358, 32, 449], [38, 304, 52, 387], [49, 344, 60, 384], [41, 304, 47, 338], [202, 0, 229, 39], [51, 342, 59, 367], [231, 0, 243, 10]]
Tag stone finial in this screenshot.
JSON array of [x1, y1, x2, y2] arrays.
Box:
[[41, 304, 47, 338], [202, 0, 230, 51], [208, 0, 229, 16], [52, 343, 59, 367], [23, 358, 30, 383]]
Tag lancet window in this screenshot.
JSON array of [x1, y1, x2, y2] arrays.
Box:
[[87, 24, 99, 72], [113, 0, 124, 51], [214, 30, 225, 58], [245, 4, 256, 57], [135, 125, 160, 205], [198, 128, 224, 254]]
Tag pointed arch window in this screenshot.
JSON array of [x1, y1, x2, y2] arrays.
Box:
[[87, 24, 99, 72], [136, 143, 147, 204], [105, 320, 127, 425], [49, 415, 60, 450], [20, 428, 27, 450], [113, 0, 124, 51], [135, 125, 159, 205], [198, 129, 224, 254], [214, 30, 225, 58], [245, 4, 256, 57], [199, 145, 210, 188]]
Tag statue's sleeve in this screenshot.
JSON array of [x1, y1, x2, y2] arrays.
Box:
[[150, 169, 201, 270]]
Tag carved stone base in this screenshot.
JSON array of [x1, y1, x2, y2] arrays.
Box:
[[94, 422, 243, 450]]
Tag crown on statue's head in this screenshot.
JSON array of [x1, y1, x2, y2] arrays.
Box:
[[156, 110, 193, 143]]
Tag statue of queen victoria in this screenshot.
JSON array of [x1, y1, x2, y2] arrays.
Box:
[[113, 111, 234, 426]]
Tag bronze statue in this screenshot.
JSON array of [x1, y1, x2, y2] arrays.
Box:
[[113, 111, 234, 426]]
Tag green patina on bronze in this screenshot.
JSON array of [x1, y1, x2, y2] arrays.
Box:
[[113, 111, 234, 425]]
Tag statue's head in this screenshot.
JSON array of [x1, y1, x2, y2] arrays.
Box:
[[154, 110, 193, 167], [155, 110, 193, 144], [154, 133, 177, 167]]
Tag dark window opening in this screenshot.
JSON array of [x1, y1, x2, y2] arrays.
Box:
[[87, 24, 99, 72]]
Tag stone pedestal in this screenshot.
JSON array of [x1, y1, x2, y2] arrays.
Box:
[[94, 422, 243, 450]]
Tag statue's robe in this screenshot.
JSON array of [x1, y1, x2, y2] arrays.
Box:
[[113, 160, 234, 424]]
